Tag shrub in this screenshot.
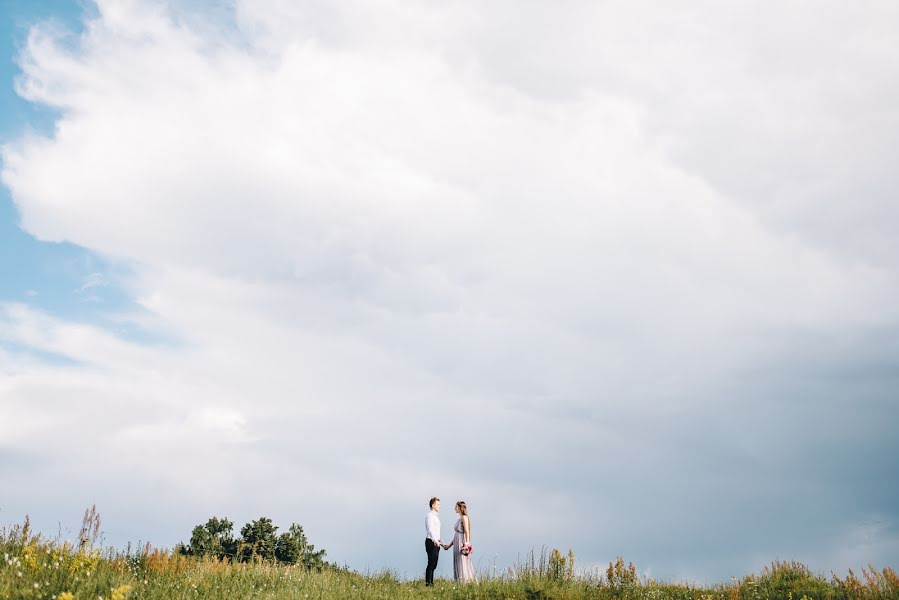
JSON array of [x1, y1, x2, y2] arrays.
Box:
[[238, 517, 278, 562], [275, 524, 327, 570], [606, 556, 639, 593], [184, 517, 237, 560], [547, 548, 575, 582], [180, 515, 329, 568], [741, 561, 837, 599], [833, 565, 899, 599]]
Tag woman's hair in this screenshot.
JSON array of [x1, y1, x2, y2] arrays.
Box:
[[455, 501, 468, 516]]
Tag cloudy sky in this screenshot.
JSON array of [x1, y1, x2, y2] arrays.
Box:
[[1, 0, 898, 582]]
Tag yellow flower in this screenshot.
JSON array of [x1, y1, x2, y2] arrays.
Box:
[[20, 544, 38, 571], [58, 593, 75, 600], [68, 550, 101, 575], [110, 584, 133, 600]]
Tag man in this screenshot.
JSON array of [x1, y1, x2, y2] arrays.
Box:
[[424, 496, 445, 586]]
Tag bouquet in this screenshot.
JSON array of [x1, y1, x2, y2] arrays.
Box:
[[461, 543, 473, 556]]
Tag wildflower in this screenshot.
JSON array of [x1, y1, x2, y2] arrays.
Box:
[[58, 593, 75, 600], [110, 584, 132, 600]]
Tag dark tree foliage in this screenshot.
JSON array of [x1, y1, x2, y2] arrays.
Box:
[[180, 515, 329, 569], [184, 517, 237, 560], [276, 523, 327, 570], [239, 517, 278, 562]]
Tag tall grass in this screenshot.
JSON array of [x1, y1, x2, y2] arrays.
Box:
[[1, 518, 897, 599]]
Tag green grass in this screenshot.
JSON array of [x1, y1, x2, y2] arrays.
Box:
[[2, 520, 897, 600]]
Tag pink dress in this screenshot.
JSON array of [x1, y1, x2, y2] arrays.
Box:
[[453, 518, 476, 583]]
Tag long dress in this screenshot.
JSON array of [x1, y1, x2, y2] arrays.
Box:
[[453, 517, 476, 583]]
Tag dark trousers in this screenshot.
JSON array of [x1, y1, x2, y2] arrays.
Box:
[[424, 539, 440, 585]]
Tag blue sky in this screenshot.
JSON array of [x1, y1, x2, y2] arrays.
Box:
[[1, 0, 897, 583], [0, 0, 135, 324]]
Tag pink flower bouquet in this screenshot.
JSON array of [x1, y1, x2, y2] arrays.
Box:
[[461, 543, 473, 556]]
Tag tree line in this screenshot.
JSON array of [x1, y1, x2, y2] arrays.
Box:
[[176, 516, 330, 569]]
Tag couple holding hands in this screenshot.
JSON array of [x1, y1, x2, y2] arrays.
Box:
[[424, 497, 475, 585]]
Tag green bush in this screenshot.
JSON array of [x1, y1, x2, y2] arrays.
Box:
[[179, 515, 329, 568], [740, 560, 843, 600]]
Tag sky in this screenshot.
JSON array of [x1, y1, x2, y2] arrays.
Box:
[[1, 0, 898, 583]]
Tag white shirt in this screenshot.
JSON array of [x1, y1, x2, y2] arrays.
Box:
[[425, 510, 441, 543]]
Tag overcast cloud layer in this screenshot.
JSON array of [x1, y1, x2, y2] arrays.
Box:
[[2, 0, 899, 581]]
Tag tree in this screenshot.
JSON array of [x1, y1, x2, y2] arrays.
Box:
[[239, 517, 278, 562], [181, 515, 330, 568], [184, 517, 236, 559], [275, 523, 327, 569]]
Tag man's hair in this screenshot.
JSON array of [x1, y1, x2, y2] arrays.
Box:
[[429, 497, 440, 508]]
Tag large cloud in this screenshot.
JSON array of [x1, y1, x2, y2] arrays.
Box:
[[1, 0, 898, 580]]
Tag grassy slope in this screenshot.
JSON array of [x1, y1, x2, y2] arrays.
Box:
[[2, 523, 897, 600]]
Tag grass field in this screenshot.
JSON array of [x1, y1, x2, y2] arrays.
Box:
[[2, 518, 897, 599]]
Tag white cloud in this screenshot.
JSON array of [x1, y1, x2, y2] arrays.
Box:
[[1, 0, 898, 579]]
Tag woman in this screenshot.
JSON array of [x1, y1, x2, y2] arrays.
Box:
[[446, 500, 475, 583]]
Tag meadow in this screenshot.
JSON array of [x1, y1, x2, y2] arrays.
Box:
[[2, 517, 897, 600]]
